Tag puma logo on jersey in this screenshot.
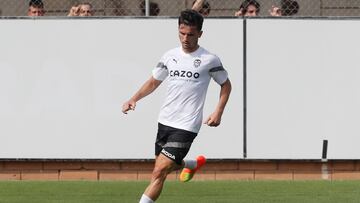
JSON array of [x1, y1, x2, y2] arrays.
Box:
[[169, 70, 200, 79], [161, 149, 175, 160]]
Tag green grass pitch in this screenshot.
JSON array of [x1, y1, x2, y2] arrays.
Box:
[[0, 180, 359, 203]]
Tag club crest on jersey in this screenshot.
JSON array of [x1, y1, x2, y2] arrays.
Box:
[[194, 59, 201, 68]]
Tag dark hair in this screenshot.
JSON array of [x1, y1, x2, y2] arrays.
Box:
[[29, 0, 44, 8], [192, 0, 211, 16], [281, 0, 299, 16], [140, 1, 160, 16], [178, 9, 204, 31], [239, 0, 260, 14]]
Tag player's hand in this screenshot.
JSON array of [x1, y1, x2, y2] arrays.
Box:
[[204, 112, 222, 127], [122, 100, 136, 114]]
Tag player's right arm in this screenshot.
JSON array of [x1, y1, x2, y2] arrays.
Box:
[[122, 76, 162, 114]]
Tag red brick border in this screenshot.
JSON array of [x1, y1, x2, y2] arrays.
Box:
[[0, 160, 359, 181]]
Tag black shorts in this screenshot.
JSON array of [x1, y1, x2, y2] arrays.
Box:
[[155, 123, 197, 165]]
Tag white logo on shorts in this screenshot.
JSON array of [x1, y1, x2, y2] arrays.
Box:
[[161, 149, 175, 160]]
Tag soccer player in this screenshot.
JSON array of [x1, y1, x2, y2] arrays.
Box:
[[122, 9, 232, 203]]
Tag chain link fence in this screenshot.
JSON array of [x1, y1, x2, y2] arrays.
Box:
[[1, 0, 360, 17]]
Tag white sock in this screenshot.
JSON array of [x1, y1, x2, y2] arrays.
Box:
[[139, 194, 154, 203], [184, 159, 197, 169]]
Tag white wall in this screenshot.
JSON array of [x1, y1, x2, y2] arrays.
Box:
[[247, 19, 360, 159], [2, 18, 360, 160], [0, 18, 243, 159]]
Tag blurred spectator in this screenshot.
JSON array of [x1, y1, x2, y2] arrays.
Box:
[[192, 0, 211, 17], [140, 0, 160, 16], [28, 0, 45, 16], [270, 0, 299, 16], [79, 2, 94, 16], [235, 0, 260, 17], [68, 4, 80, 16], [269, 5, 282, 16]]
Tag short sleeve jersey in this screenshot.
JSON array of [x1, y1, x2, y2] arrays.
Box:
[[152, 46, 228, 133]]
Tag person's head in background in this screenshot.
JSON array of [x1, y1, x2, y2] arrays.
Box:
[[235, 0, 260, 17], [79, 2, 94, 16], [270, 0, 299, 17], [28, 0, 45, 16], [140, 1, 160, 16]]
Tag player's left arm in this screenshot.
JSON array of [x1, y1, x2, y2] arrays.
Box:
[[204, 79, 232, 127]]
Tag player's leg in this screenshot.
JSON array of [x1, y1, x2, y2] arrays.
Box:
[[141, 153, 179, 202], [155, 124, 204, 182], [139, 123, 198, 202], [157, 125, 204, 182], [139, 123, 183, 203]]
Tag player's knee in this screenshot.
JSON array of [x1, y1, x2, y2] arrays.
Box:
[[151, 166, 169, 181]]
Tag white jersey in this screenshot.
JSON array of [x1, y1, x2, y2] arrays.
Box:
[[152, 46, 228, 133]]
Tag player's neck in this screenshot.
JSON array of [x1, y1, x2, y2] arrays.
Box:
[[182, 45, 200, 54]]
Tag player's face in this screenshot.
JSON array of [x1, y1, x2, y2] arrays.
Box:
[[178, 24, 203, 53], [28, 6, 45, 16]]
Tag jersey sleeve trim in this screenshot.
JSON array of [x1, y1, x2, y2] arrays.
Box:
[[209, 66, 225, 73]]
